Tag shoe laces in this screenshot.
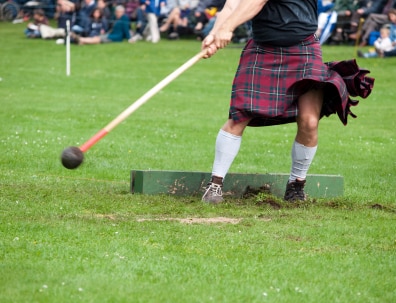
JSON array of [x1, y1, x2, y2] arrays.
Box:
[[205, 182, 223, 196], [289, 182, 305, 198]]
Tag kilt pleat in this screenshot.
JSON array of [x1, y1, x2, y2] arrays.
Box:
[[229, 36, 374, 126]]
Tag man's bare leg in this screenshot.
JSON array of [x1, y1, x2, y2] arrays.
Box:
[[285, 88, 323, 201]]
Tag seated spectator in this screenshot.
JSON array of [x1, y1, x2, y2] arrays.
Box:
[[159, 0, 196, 38], [189, 0, 212, 33], [358, 25, 393, 57], [24, 8, 48, 38], [348, 0, 389, 41], [159, 0, 229, 40], [75, 5, 132, 44], [358, 7, 396, 46], [160, 0, 177, 17], [360, 12, 396, 57], [87, 7, 109, 37], [71, 0, 97, 37]]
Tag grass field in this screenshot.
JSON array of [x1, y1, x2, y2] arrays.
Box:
[[1, 22, 395, 302]]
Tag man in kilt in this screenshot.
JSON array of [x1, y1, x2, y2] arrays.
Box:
[[201, 0, 374, 203]]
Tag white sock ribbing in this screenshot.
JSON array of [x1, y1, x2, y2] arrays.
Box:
[[212, 129, 242, 179], [289, 140, 317, 182]]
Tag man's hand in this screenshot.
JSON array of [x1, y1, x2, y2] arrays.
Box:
[[201, 34, 218, 58], [201, 27, 233, 59]]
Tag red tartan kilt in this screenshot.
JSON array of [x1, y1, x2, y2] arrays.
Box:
[[229, 35, 372, 126]]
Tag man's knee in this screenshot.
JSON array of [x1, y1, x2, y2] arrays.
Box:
[[297, 88, 323, 132], [297, 114, 320, 133], [222, 119, 250, 136]]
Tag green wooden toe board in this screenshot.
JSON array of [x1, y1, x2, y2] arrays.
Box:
[[131, 170, 343, 199]]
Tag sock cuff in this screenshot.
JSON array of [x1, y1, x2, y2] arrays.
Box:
[[219, 129, 241, 140], [294, 141, 318, 150]]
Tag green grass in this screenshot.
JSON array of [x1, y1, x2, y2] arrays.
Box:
[[0, 22, 395, 302]]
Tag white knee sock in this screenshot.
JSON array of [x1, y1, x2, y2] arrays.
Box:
[[212, 129, 242, 179], [289, 140, 317, 182]]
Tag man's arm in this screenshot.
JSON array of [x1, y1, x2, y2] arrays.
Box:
[[202, 0, 268, 57], [213, 0, 267, 35]]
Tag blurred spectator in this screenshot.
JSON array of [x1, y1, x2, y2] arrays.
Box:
[[316, 0, 359, 44], [194, 0, 248, 43], [358, 24, 393, 57], [348, 0, 389, 41], [160, 0, 177, 16], [72, 0, 97, 36], [199, 0, 225, 39], [87, 7, 109, 37], [24, 8, 49, 38], [129, 0, 162, 43], [159, 0, 197, 38], [191, 0, 215, 35], [358, 5, 396, 46], [96, 0, 112, 20], [383, 32, 396, 56], [75, 5, 132, 44]]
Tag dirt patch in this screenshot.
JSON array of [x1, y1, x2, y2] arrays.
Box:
[[137, 217, 241, 224], [256, 196, 282, 209], [371, 203, 396, 213], [242, 184, 271, 198]]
